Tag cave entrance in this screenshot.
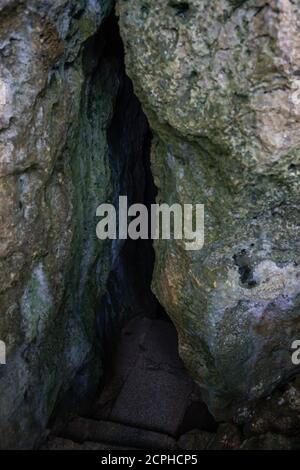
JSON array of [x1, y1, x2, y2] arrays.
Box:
[[44, 13, 217, 449], [95, 13, 168, 352]]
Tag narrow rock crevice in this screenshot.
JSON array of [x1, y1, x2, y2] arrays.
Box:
[[44, 13, 217, 449], [95, 14, 164, 355]]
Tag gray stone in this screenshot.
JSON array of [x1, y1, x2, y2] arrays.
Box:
[[92, 316, 153, 420], [235, 377, 300, 437], [96, 317, 197, 436], [177, 430, 215, 450], [241, 433, 300, 451], [0, 0, 115, 449], [0, 0, 156, 449], [118, 0, 300, 419], [62, 417, 177, 450], [208, 423, 242, 450], [42, 437, 136, 450]]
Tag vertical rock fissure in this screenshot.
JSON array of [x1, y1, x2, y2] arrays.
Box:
[[46, 13, 165, 437], [83, 18, 217, 444], [95, 14, 164, 364]]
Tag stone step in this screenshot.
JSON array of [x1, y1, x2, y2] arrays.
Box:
[[60, 417, 177, 450], [91, 317, 153, 420], [93, 318, 196, 436], [42, 437, 137, 451]]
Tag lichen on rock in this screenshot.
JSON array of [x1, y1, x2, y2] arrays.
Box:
[[117, 0, 300, 419], [0, 0, 115, 449]]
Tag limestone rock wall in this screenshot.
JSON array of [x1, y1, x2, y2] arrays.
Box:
[[0, 0, 117, 448], [118, 0, 300, 419]]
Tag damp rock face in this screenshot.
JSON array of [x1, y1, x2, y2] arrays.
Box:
[[0, 0, 118, 449], [118, 0, 300, 418], [0, 0, 156, 449]]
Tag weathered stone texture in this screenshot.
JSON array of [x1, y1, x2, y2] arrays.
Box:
[[118, 0, 300, 418], [0, 0, 114, 448]]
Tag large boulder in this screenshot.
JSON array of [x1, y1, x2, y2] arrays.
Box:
[[118, 0, 300, 418]]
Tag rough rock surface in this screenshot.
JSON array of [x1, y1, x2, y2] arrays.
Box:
[[89, 315, 215, 437], [0, 0, 162, 449], [44, 316, 300, 450], [41, 315, 216, 450], [0, 0, 120, 449], [235, 375, 300, 438], [177, 430, 215, 451], [118, 0, 300, 418]]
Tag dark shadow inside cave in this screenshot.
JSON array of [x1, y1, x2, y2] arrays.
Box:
[[45, 13, 217, 448], [94, 13, 170, 356]]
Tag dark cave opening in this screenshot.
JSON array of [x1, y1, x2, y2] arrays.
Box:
[[95, 13, 169, 357], [46, 13, 217, 447], [90, 14, 217, 441]]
